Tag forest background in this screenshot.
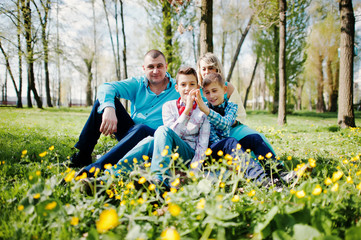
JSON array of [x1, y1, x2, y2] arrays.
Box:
[[0, 0, 360, 127]]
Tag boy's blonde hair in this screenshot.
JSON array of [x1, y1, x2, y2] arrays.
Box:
[[176, 66, 198, 84], [202, 73, 225, 88], [196, 52, 225, 83]]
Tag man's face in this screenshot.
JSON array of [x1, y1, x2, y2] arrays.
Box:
[[143, 55, 168, 84]]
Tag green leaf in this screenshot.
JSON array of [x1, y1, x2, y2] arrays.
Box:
[[254, 206, 279, 238], [292, 224, 321, 240], [197, 179, 212, 195], [274, 214, 296, 231], [272, 230, 293, 240], [86, 228, 99, 240], [345, 226, 361, 240], [311, 209, 332, 235]]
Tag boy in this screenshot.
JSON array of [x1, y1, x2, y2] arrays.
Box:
[[100, 66, 210, 189], [195, 73, 267, 183]]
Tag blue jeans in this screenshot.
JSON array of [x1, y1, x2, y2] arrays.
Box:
[[208, 137, 266, 182], [150, 126, 195, 182], [75, 99, 155, 177]]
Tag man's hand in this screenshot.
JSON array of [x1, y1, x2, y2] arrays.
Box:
[[100, 107, 118, 136], [195, 89, 210, 115]]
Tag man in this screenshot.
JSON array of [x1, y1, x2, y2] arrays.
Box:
[[66, 49, 180, 177]]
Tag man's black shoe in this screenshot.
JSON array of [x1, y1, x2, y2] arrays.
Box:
[[68, 152, 92, 168]]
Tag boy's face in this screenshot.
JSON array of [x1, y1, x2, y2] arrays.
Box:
[[203, 82, 227, 107], [199, 60, 218, 83], [175, 74, 198, 103]]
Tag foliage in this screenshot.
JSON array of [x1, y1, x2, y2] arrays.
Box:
[[1, 107, 361, 239]]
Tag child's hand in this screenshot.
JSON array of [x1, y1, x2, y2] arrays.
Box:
[[195, 89, 210, 115], [184, 89, 197, 115]]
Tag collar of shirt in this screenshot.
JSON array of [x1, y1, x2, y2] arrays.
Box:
[[208, 100, 228, 116]]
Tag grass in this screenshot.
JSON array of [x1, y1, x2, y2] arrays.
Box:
[[0, 107, 361, 239]]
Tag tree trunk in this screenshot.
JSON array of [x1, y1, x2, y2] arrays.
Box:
[[85, 58, 93, 107], [244, 57, 259, 109], [278, 0, 287, 125], [17, 0, 23, 108], [221, 32, 227, 67], [338, 0, 355, 128], [296, 84, 303, 111], [200, 0, 213, 56], [316, 53, 326, 113], [226, 16, 253, 83], [326, 59, 338, 112], [0, 40, 22, 108], [272, 24, 279, 114], [120, 0, 127, 79], [162, 0, 174, 74], [22, 0, 42, 108]]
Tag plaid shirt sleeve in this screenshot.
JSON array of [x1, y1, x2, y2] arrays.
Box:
[[207, 102, 238, 132], [209, 125, 221, 145]]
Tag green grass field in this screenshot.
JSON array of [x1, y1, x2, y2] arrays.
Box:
[[1, 107, 361, 239]]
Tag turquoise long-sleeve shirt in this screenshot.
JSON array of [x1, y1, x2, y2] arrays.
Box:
[[96, 72, 180, 129]]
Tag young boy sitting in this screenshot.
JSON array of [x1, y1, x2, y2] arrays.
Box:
[[99, 66, 210, 190], [195, 73, 267, 183]]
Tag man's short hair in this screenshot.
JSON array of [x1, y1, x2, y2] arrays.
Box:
[[176, 66, 198, 84], [144, 49, 166, 61], [202, 73, 225, 88]]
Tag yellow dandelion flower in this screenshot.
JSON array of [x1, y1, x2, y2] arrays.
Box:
[[160, 228, 180, 240], [357, 170, 361, 176], [168, 203, 181, 217], [106, 190, 114, 198], [126, 182, 135, 189], [115, 195, 121, 200], [144, 162, 151, 168], [159, 164, 163, 168], [170, 188, 177, 193], [216, 195, 223, 201], [312, 185, 322, 196], [219, 182, 226, 188], [308, 158, 316, 168], [189, 171, 195, 177], [331, 183, 339, 192], [236, 144, 241, 150], [64, 170, 76, 182], [22, 150, 28, 155], [96, 208, 119, 233], [77, 171, 87, 180], [149, 184, 156, 191], [265, 152, 273, 159], [70, 216, 79, 226], [171, 178, 180, 187], [246, 149, 251, 153], [35, 170, 41, 176], [120, 200, 126, 206], [33, 193, 41, 199], [196, 198, 206, 209], [248, 190, 256, 197], [332, 171, 343, 182], [218, 204, 223, 209], [104, 163, 112, 170], [258, 155, 264, 160], [295, 190, 305, 198], [324, 177, 332, 186], [172, 153, 179, 160], [29, 175, 33, 181], [225, 154, 233, 161], [89, 167, 95, 173], [138, 177, 146, 184], [18, 205, 24, 211], [205, 148, 212, 156], [142, 155, 149, 161], [356, 182, 361, 190], [49, 145, 55, 151], [124, 159, 128, 163], [137, 197, 145, 204], [39, 151, 47, 158], [217, 150, 223, 156], [190, 162, 198, 169], [94, 168, 100, 177], [347, 176, 353, 184], [133, 158, 138, 164], [45, 201, 57, 210], [231, 195, 240, 202], [161, 149, 168, 156], [287, 156, 292, 161]]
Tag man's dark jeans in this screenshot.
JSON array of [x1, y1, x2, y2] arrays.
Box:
[[75, 99, 155, 177]]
